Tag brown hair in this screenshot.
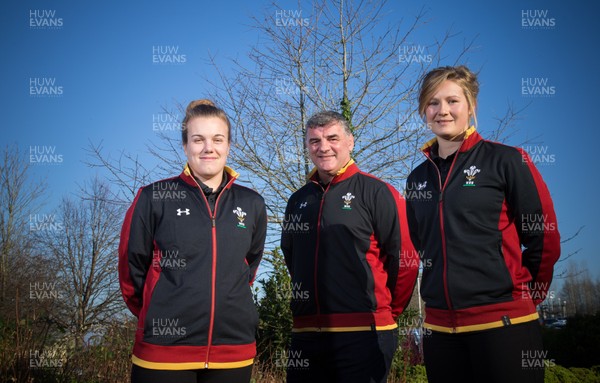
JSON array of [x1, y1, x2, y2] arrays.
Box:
[[418, 65, 479, 127], [181, 99, 231, 144]]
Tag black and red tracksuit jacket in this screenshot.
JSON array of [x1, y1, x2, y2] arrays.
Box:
[[281, 161, 419, 332], [118, 165, 267, 369], [406, 127, 561, 333]]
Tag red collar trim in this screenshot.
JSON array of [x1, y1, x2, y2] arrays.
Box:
[[422, 126, 482, 156], [308, 160, 359, 185]]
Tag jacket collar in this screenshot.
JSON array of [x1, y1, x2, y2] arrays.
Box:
[[421, 126, 481, 157], [180, 164, 238, 189], [308, 159, 359, 185]]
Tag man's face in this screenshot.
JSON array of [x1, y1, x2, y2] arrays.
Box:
[[306, 121, 354, 183]]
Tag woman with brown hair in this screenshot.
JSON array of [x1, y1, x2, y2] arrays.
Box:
[[119, 99, 267, 383]]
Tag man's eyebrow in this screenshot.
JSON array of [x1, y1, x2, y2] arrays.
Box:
[[190, 133, 226, 138]]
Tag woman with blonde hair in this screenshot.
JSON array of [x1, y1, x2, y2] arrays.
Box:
[[406, 66, 560, 382], [119, 99, 267, 383]]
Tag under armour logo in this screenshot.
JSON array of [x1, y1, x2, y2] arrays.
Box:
[[176, 208, 190, 216], [299, 202, 307, 209]]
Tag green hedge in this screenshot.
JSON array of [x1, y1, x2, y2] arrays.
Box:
[[545, 365, 600, 383], [543, 313, 600, 368]]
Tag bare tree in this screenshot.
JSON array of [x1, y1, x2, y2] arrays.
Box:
[[0, 145, 64, 381], [87, 1, 479, 238], [85, 141, 155, 205], [0, 145, 56, 327], [38, 177, 124, 349], [559, 261, 600, 317], [0, 145, 46, 305], [204, 1, 476, 220]]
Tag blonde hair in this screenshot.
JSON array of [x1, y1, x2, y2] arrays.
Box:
[[181, 99, 231, 144], [418, 66, 479, 128]]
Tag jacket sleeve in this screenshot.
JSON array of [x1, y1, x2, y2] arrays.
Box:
[[405, 175, 422, 253], [378, 184, 419, 319], [280, 196, 294, 276], [118, 188, 154, 317], [507, 148, 561, 305], [247, 197, 267, 284]]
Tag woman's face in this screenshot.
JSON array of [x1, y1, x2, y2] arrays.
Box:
[[183, 116, 230, 183], [425, 80, 472, 141]]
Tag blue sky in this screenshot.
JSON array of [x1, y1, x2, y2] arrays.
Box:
[[1, 0, 598, 295]]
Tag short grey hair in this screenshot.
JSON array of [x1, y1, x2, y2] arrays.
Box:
[[306, 111, 352, 135]]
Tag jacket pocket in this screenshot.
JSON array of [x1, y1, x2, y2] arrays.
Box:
[[143, 272, 211, 346], [448, 239, 514, 309]]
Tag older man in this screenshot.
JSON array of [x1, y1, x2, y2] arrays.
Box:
[[281, 111, 419, 383]]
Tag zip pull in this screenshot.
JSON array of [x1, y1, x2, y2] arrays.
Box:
[[211, 218, 216, 227]]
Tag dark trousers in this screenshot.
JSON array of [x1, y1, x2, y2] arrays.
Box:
[[130, 364, 253, 383], [286, 329, 397, 383], [423, 320, 545, 383]]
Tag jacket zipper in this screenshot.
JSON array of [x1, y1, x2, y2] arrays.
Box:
[[190, 175, 234, 368], [425, 150, 461, 331], [312, 181, 329, 331], [205, 215, 217, 368]]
